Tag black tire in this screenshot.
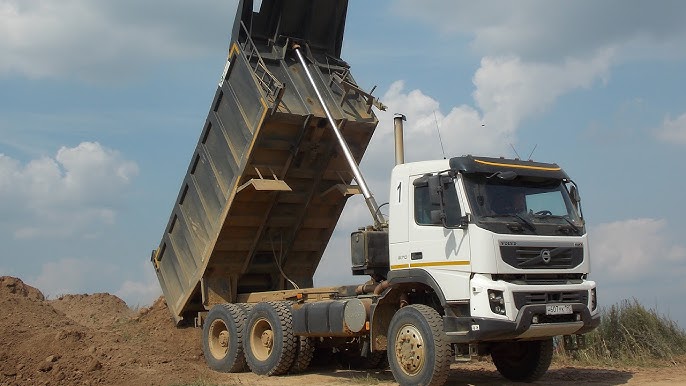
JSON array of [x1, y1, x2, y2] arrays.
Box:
[[387, 305, 451, 386], [202, 303, 250, 373], [244, 301, 297, 376], [290, 336, 315, 373], [491, 338, 553, 382]]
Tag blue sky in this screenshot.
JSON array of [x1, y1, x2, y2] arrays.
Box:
[[1, 0, 685, 326]]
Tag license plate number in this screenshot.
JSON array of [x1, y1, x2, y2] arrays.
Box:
[[546, 304, 573, 315]]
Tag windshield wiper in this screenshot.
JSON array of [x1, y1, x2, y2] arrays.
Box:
[[560, 216, 581, 235], [532, 213, 581, 235], [483, 214, 537, 233], [513, 213, 537, 232]]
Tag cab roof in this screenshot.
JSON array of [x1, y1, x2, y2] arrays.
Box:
[[449, 155, 569, 180]]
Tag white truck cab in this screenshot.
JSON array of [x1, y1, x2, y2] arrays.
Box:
[[385, 155, 599, 344]]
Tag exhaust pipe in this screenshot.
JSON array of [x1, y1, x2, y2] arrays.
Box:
[[393, 114, 406, 165]]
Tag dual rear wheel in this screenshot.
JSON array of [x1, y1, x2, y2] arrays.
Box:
[[202, 301, 312, 376]]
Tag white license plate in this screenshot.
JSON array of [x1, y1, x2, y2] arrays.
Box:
[[546, 304, 573, 315]]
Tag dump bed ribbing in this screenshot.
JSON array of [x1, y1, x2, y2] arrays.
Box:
[[151, 0, 380, 323]]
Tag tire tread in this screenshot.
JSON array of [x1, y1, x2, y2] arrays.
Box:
[[492, 338, 553, 382], [245, 301, 297, 376], [202, 303, 249, 373], [388, 304, 451, 386], [290, 336, 315, 373]]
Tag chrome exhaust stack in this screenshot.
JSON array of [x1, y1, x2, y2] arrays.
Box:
[[393, 114, 406, 165]]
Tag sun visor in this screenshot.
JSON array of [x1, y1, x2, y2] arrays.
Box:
[[449, 155, 569, 180]]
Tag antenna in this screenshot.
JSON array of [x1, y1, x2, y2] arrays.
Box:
[[527, 144, 538, 161], [433, 110, 447, 159], [510, 143, 521, 159]]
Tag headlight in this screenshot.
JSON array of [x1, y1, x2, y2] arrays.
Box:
[[488, 290, 506, 316], [590, 288, 597, 311]]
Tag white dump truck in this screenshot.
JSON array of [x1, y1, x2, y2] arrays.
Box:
[[151, 1, 599, 385]]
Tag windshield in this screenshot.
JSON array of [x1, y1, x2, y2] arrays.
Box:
[[462, 174, 583, 235]]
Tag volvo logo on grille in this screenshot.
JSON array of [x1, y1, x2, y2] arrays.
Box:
[[541, 249, 552, 264]]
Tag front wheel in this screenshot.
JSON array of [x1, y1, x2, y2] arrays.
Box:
[[491, 338, 553, 382], [387, 305, 451, 386]]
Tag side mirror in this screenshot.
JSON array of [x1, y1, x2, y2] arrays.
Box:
[[570, 185, 581, 203]]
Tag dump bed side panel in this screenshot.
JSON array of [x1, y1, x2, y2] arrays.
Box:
[[155, 50, 270, 320], [153, 0, 379, 323]]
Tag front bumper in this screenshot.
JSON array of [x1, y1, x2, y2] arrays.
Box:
[[443, 302, 600, 343]]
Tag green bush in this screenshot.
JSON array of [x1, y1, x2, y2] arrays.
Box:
[[568, 299, 686, 365]]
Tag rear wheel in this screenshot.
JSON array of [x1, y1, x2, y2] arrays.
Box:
[[491, 338, 553, 382], [202, 303, 250, 372], [244, 301, 297, 375], [290, 336, 315, 373], [387, 305, 451, 386]]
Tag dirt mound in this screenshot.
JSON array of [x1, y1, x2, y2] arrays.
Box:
[[2, 275, 683, 386], [0, 277, 99, 385], [0, 276, 45, 301], [51, 293, 134, 330], [0, 277, 216, 386]]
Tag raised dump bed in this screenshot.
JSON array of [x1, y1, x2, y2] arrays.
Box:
[[152, 0, 381, 323]]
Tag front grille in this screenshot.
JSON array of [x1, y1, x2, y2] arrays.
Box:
[[500, 246, 583, 269], [513, 291, 588, 309]]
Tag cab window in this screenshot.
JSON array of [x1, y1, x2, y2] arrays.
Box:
[[414, 178, 461, 226]]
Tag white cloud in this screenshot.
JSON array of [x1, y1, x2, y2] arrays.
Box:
[[0, 142, 138, 239], [28, 257, 119, 298], [19, 255, 163, 307], [115, 263, 162, 308], [26, 257, 162, 307], [375, 81, 496, 160], [591, 218, 686, 280], [473, 52, 613, 133], [365, 50, 612, 166], [392, 0, 686, 62], [0, 0, 237, 81], [655, 112, 686, 144]]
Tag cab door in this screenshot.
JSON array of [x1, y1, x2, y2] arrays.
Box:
[[406, 174, 471, 301]]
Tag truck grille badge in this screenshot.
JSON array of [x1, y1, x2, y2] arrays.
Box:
[[499, 245, 582, 269]]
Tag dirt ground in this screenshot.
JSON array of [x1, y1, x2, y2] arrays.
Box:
[[1, 275, 684, 386]]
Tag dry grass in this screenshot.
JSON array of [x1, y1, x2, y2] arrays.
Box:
[[559, 299, 686, 366]]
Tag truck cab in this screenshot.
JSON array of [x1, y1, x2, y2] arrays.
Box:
[[387, 155, 600, 342]]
